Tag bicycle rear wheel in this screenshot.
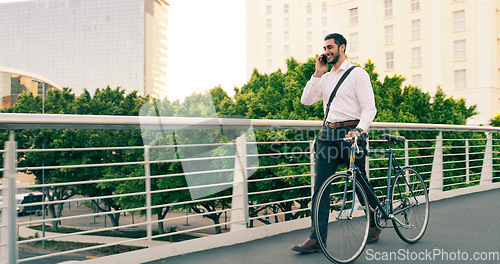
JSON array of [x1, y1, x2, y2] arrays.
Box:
[[313, 173, 370, 263], [391, 166, 430, 243]]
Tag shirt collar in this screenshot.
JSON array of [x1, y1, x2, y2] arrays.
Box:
[[338, 59, 350, 71], [331, 59, 350, 73]]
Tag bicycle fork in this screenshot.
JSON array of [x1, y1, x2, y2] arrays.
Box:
[[339, 143, 361, 220]]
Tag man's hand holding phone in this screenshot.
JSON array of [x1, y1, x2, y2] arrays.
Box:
[[313, 54, 329, 77], [320, 54, 328, 64]]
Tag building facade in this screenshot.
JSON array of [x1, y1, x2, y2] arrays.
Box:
[[0, 0, 169, 98], [246, 0, 500, 124], [0, 67, 61, 109]]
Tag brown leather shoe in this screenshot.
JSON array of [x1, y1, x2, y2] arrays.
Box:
[[291, 238, 322, 253], [368, 227, 382, 243]]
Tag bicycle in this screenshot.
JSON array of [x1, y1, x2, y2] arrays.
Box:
[[312, 134, 430, 263]]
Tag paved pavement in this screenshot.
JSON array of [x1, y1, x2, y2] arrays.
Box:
[[5, 189, 500, 263], [145, 189, 500, 264]]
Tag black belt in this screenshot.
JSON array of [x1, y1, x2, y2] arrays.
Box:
[[325, 120, 359, 129]]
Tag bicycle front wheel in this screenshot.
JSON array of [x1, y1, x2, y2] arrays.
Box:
[[391, 166, 430, 244], [313, 173, 370, 263]]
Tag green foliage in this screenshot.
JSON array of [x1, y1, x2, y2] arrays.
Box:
[[490, 112, 500, 127], [2, 57, 484, 229]]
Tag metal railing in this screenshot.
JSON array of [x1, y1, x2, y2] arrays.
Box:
[[1, 113, 499, 264]]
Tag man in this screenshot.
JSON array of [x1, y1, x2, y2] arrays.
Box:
[[291, 33, 378, 253]]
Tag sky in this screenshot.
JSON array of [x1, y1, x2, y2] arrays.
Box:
[[164, 0, 246, 101], [0, 0, 247, 102]]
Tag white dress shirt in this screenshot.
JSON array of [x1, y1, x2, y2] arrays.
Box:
[[301, 60, 377, 132]]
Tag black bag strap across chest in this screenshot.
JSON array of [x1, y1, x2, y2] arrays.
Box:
[[322, 65, 357, 127]]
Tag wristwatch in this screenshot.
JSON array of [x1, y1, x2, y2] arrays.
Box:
[[355, 127, 364, 135]]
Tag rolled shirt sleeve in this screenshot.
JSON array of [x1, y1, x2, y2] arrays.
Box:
[[301, 76, 323, 106], [354, 69, 377, 132]]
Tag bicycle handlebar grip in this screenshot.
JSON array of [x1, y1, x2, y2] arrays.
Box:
[[381, 134, 405, 143]]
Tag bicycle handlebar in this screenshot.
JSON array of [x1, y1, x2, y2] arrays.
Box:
[[381, 134, 405, 144]]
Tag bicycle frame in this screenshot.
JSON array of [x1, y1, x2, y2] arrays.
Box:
[[343, 137, 417, 223], [314, 135, 429, 264]]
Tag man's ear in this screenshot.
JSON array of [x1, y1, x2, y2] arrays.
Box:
[[340, 44, 346, 54]]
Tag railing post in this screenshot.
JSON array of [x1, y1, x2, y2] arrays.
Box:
[[231, 135, 249, 232], [144, 145, 152, 241], [465, 139, 470, 184], [429, 132, 443, 200], [480, 132, 493, 187], [404, 139, 409, 167], [1, 131, 18, 264]]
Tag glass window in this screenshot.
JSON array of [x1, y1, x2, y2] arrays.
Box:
[[412, 47, 421, 66], [384, 0, 393, 17], [284, 31, 289, 41], [284, 45, 290, 55], [266, 5, 272, 15], [322, 17, 327, 27], [412, 74, 422, 89], [266, 32, 272, 42], [453, 10, 465, 31], [322, 3, 327, 13], [306, 18, 312, 28], [386, 51, 394, 69], [349, 33, 359, 50], [307, 31, 313, 42], [307, 3, 312, 14], [411, 0, 420, 12], [284, 4, 289, 14], [284, 17, 289, 28], [455, 69, 466, 89], [267, 18, 271, 28], [454, 39, 466, 60], [349, 8, 358, 25], [411, 19, 421, 39], [267, 46, 272, 56], [385, 25, 394, 43]]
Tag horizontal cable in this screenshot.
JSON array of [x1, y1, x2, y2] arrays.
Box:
[[249, 185, 310, 196], [249, 162, 311, 171], [247, 174, 311, 183], [249, 196, 310, 208]]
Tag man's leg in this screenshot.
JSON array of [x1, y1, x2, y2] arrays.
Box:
[[291, 140, 339, 252], [310, 140, 340, 242]]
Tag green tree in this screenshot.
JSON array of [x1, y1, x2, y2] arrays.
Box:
[[489, 112, 500, 127]]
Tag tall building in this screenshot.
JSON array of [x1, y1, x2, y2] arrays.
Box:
[[0, 0, 169, 98], [246, 0, 500, 125]]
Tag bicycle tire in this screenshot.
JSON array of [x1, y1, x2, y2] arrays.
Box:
[[391, 166, 430, 244], [313, 173, 370, 263]]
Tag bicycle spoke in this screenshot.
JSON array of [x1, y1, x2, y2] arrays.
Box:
[[314, 173, 370, 263], [391, 167, 430, 243]]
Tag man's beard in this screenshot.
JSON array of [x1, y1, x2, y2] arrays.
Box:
[[329, 50, 340, 65]]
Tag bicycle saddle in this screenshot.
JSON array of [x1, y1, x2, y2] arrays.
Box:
[[381, 134, 405, 143]]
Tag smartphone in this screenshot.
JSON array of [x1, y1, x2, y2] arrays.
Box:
[[320, 55, 328, 64]]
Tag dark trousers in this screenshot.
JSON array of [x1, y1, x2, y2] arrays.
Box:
[[310, 126, 377, 241]]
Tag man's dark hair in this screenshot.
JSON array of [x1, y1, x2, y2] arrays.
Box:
[[324, 33, 347, 52]]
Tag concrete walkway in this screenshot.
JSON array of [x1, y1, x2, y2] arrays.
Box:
[[145, 189, 500, 264], [7, 189, 500, 263]]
